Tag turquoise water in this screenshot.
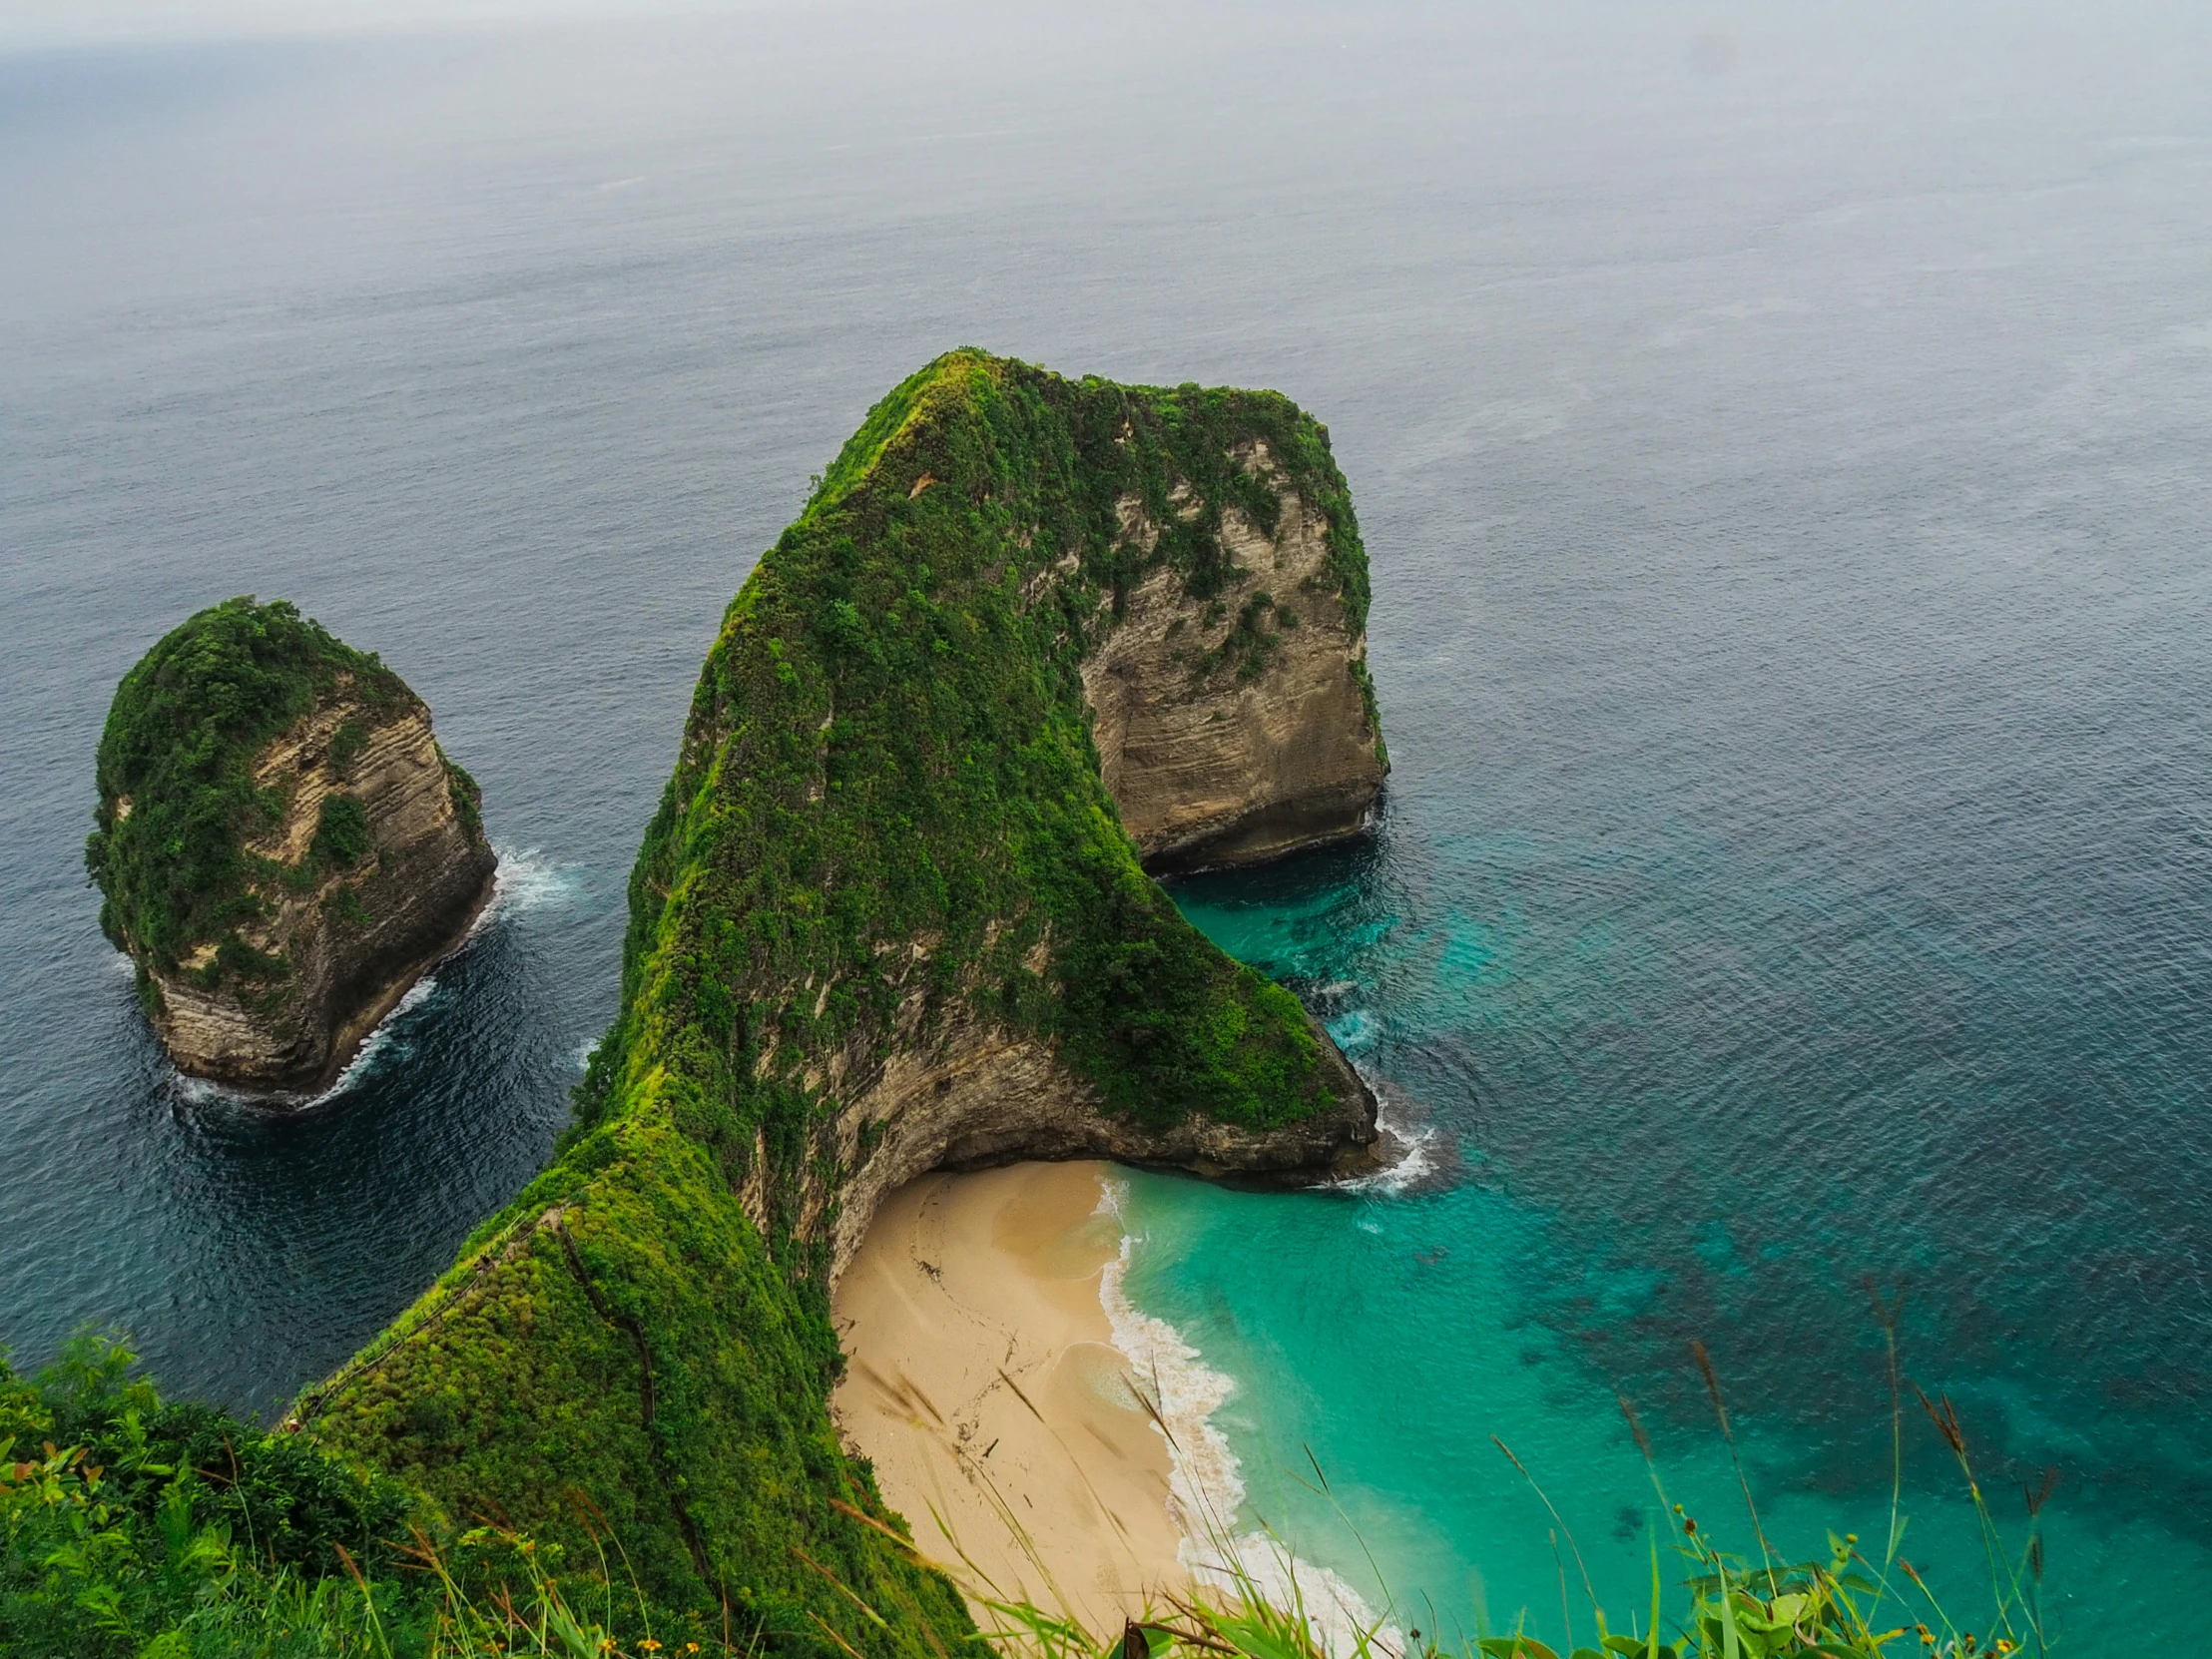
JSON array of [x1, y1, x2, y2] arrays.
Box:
[[6, 2, 2212, 1650], [1127, 791, 2212, 1647], [1118, 1162, 2212, 1651]]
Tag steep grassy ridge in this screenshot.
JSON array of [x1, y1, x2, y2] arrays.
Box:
[[300, 353, 1382, 1654]]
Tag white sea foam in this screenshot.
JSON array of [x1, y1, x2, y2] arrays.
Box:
[[479, 845, 576, 929], [1096, 1181, 1404, 1659], [307, 972, 441, 1103], [1096, 1181, 1243, 1532], [1325, 1007, 1382, 1053], [161, 970, 442, 1112], [1332, 1071, 1440, 1198], [169, 1071, 235, 1108]]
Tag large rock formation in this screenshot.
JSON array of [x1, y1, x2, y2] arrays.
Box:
[[88, 598, 496, 1093], [298, 353, 1387, 1657]]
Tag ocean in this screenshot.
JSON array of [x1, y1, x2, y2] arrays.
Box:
[[4, 0, 2210, 1648]]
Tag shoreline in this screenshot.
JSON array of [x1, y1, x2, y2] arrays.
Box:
[[830, 1159, 1407, 1656], [830, 1161, 1189, 1632]]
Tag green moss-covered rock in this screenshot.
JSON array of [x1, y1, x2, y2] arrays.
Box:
[[88, 598, 495, 1091], [299, 352, 1385, 1655]]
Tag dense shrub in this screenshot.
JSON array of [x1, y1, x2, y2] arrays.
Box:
[[0, 1333, 419, 1657], [312, 795, 372, 867]]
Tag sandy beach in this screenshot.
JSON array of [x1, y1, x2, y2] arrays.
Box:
[[831, 1161, 1189, 1633]]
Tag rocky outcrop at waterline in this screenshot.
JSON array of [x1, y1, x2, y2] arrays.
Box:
[[817, 995, 1379, 1286], [87, 598, 496, 1094]]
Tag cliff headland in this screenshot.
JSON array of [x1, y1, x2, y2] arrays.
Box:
[[88, 598, 496, 1094], [21, 353, 1997, 1659], [281, 351, 1384, 1653]]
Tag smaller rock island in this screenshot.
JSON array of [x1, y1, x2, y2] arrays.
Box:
[[87, 597, 496, 1094]]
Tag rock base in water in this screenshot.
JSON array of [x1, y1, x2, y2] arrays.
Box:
[[89, 598, 496, 1096]]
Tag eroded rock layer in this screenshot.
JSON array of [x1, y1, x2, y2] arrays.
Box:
[[1084, 446, 1386, 872], [154, 694, 494, 1090], [89, 599, 495, 1093]]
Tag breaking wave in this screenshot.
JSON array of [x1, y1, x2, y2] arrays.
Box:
[[479, 845, 577, 928], [1334, 1071, 1442, 1197], [1096, 1181, 1405, 1659]]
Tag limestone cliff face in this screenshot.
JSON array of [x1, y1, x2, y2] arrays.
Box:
[[754, 436, 1395, 1280], [746, 951, 1378, 1289], [695, 390, 1392, 1277], [146, 685, 495, 1093], [1083, 445, 1387, 873]]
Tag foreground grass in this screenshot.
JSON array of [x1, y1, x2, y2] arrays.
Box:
[[0, 1333, 723, 1658], [973, 1327, 2047, 1659], [5, 1332, 2045, 1659]]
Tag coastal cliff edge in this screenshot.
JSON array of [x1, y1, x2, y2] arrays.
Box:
[[296, 352, 1388, 1657]]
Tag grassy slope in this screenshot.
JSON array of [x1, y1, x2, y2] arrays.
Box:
[[302, 352, 1382, 1656]]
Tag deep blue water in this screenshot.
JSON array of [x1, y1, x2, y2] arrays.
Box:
[[4, 1, 2211, 1648]]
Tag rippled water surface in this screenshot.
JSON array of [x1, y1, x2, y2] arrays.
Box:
[[5, 1, 2211, 1647]]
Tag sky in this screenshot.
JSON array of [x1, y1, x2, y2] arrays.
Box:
[[0, 0, 736, 53]]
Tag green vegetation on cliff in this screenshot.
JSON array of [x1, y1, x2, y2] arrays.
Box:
[[298, 352, 1382, 1654], [84, 597, 466, 987], [571, 348, 1375, 1156], [1, 1334, 419, 1656]]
